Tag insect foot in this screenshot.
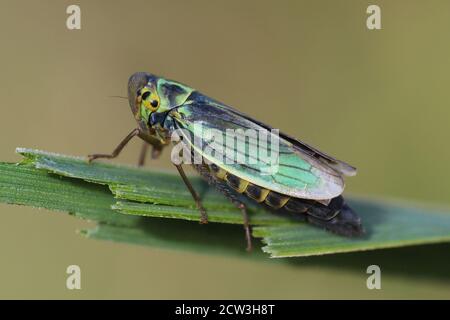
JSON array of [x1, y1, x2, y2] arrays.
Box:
[[198, 205, 209, 224], [87, 154, 107, 163], [86, 155, 96, 163]]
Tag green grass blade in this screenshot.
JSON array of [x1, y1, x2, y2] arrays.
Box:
[[1, 147, 450, 258], [0, 161, 263, 257], [254, 198, 450, 257], [113, 200, 288, 225], [83, 220, 267, 258], [0, 162, 138, 227]]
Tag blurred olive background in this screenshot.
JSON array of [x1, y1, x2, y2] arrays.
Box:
[[0, 0, 449, 299]]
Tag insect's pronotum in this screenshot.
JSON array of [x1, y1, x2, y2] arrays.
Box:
[[88, 72, 363, 251]]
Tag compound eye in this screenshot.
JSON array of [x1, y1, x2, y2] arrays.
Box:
[[150, 100, 159, 108], [142, 91, 151, 100]]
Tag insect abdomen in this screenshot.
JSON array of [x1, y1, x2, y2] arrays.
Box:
[[205, 162, 363, 236], [209, 163, 291, 210]]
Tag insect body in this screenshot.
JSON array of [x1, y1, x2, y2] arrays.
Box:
[[88, 72, 363, 251]]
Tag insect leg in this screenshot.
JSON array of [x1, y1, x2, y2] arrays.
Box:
[[238, 203, 252, 252], [88, 128, 140, 163], [151, 144, 163, 160], [137, 142, 149, 167], [174, 164, 208, 224], [193, 164, 253, 251]]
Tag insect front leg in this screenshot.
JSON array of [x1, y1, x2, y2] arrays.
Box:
[[138, 137, 164, 166], [174, 164, 208, 224], [88, 128, 140, 163], [137, 142, 149, 167]]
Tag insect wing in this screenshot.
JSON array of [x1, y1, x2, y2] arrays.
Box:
[[210, 100, 357, 177], [170, 100, 345, 200]]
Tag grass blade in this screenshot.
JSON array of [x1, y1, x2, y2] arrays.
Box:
[[0, 147, 448, 258]]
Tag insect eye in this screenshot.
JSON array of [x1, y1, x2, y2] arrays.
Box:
[[142, 91, 151, 100]]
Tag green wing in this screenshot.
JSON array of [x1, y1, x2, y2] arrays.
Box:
[[169, 100, 352, 200]]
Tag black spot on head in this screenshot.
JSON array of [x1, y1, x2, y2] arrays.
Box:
[[142, 91, 150, 100], [151, 100, 159, 108]]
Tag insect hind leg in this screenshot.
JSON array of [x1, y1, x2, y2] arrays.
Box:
[[237, 203, 252, 252], [193, 163, 253, 251]]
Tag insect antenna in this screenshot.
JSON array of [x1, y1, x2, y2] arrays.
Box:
[[108, 95, 128, 100]]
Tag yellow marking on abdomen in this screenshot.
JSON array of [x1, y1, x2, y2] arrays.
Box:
[[264, 192, 290, 209], [244, 183, 270, 203]]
